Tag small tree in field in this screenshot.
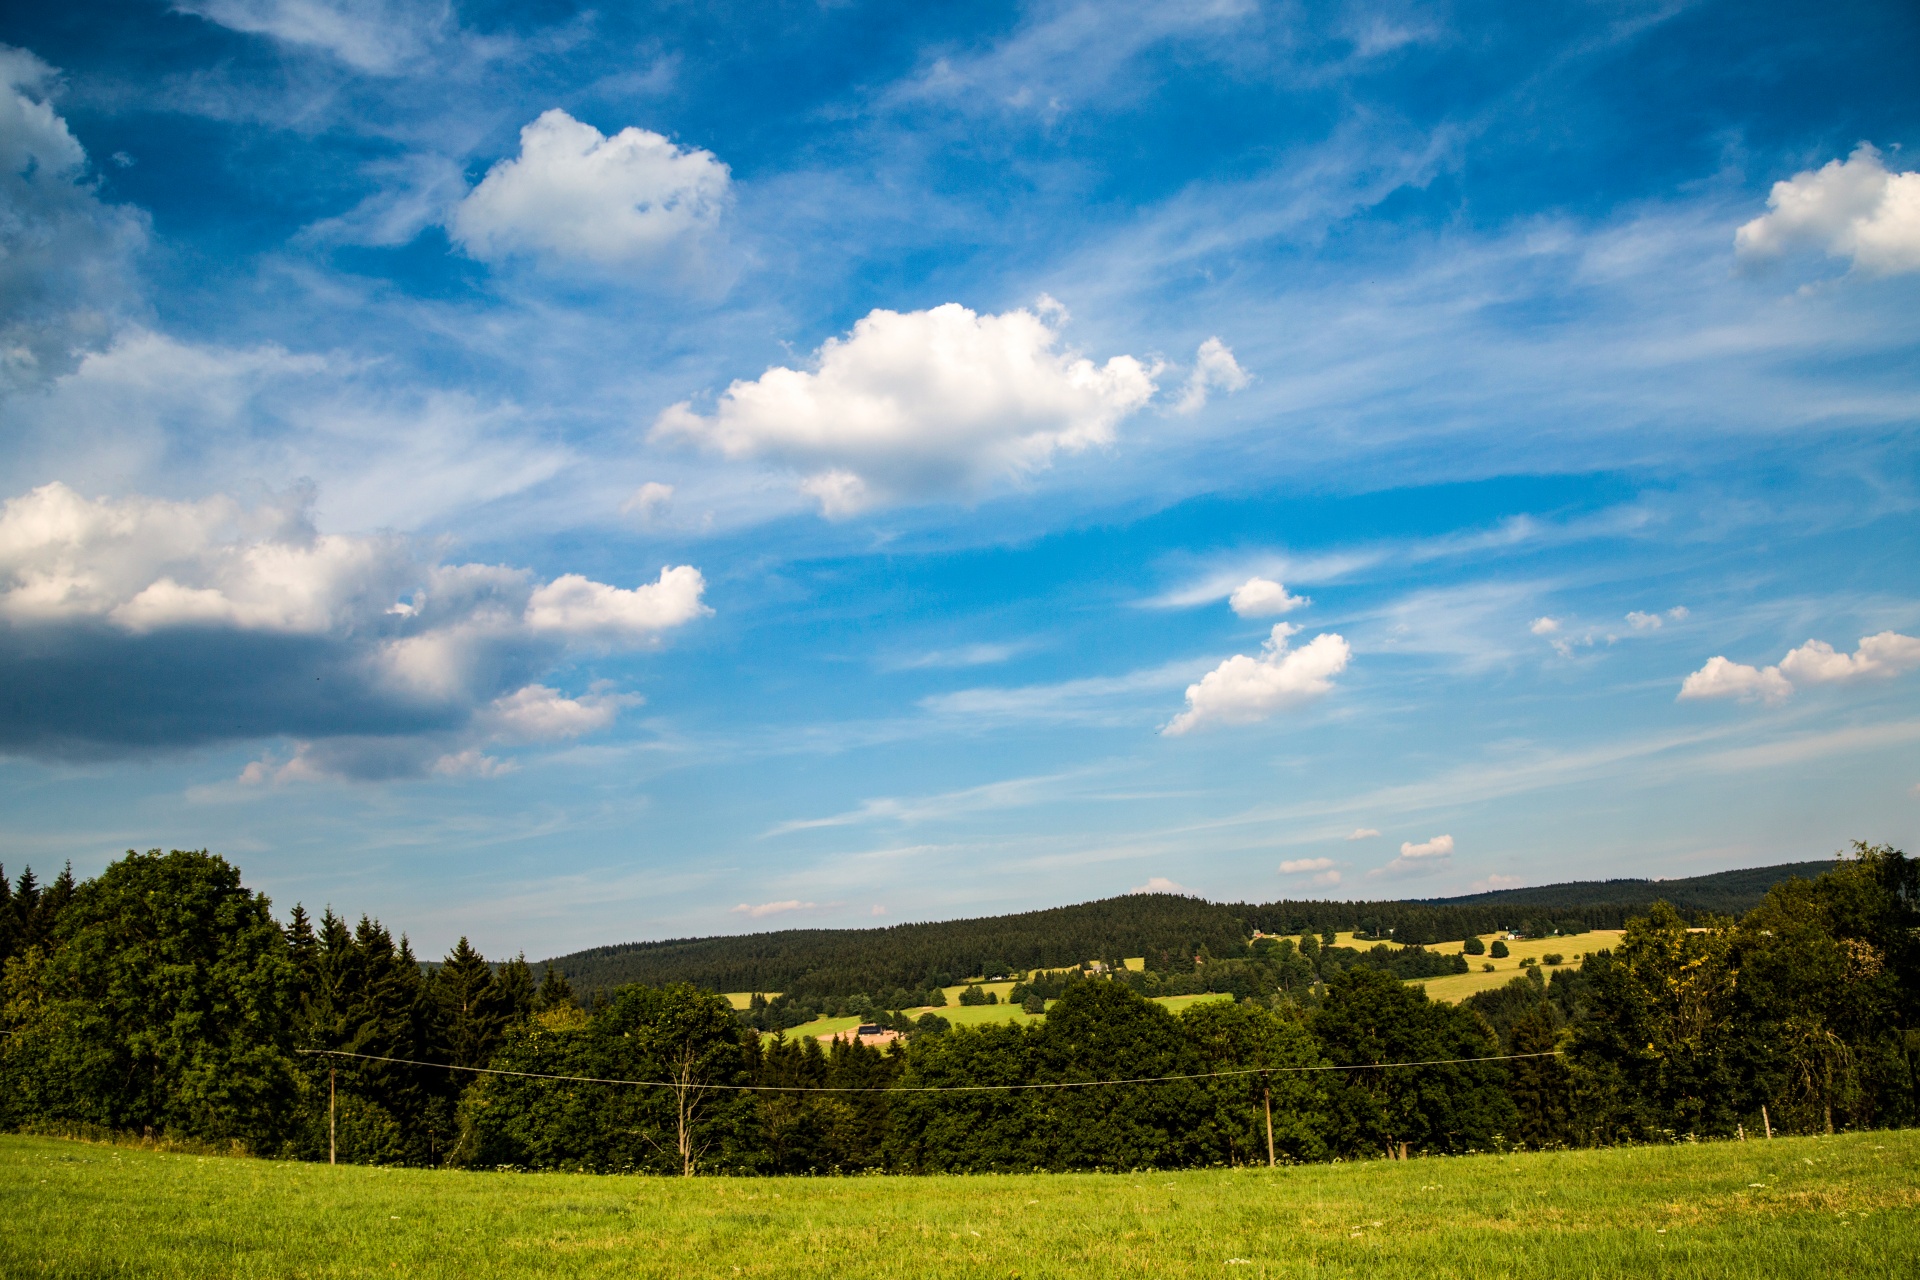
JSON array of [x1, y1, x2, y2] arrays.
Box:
[[1490, 940, 1510, 958], [598, 984, 746, 1175], [1464, 936, 1486, 956]]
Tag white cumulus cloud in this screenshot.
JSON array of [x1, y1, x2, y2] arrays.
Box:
[[652, 301, 1158, 515], [449, 109, 730, 270], [1778, 632, 1920, 684], [1529, 616, 1560, 636], [1228, 577, 1308, 617], [1680, 631, 1920, 706], [481, 684, 637, 742], [1162, 623, 1351, 735], [524, 567, 711, 645], [1735, 144, 1920, 276], [1344, 827, 1380, 840], [1172, 336, 1250, 414], [1130, 876, 1190, 894], [1372, 833, 1453, 877], [1678, 655, 1794, 704]]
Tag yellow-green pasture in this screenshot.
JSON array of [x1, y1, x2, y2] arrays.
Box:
[[777, 990, 1233, 1042], [5, 1129, 1915, 1278], [1282, 930, 1623, 1003]]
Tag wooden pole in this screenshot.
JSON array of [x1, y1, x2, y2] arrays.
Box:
[[1762, 1105, 1772, 1139], [1263, 1084, 1276, 1169], [329, 1065, 336, 1166]]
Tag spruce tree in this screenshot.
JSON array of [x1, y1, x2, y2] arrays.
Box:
[[434, 937, 518, 1069], [537, 962, 576, 1012]]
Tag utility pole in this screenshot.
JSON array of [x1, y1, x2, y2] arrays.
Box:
[[329, 1065, 337, 1166], [1263, 1081, 1276, 1168]]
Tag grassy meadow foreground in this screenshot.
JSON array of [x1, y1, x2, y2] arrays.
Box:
[[6, 1130, 1916, 1279]]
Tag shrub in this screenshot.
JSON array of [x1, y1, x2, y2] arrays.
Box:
[[1022, 992, 1046, 1014], [958, 984, 989, 1006], [1542, 953, 1564, 966], [1490, 940, 1510, 958], [1464, 935, 1486, 955], [1519, 956, 1538, 969], [1482, 962, 1496, 972]]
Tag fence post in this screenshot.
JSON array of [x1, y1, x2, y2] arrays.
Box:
[[1263, 1081, 1276, 1169], [1762, 1105, 1772, 1139], [329, 1065, 336, 1166]]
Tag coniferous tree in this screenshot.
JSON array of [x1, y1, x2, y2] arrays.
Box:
[[435, 937, 509, 1070], [291, 911, 446, 1163], [536, 962, 576, 1012], [1505, 1007, 1574, 1146], [493, 954, 538, 1026]]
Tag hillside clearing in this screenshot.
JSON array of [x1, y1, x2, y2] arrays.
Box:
[[4, 1130, 1914, 1278], [777, 990, 1234, 1041]]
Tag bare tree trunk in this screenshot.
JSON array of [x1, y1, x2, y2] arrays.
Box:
[[670, 1049, 706, 1177]]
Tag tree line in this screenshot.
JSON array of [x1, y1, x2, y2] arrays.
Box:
[[548, 863, 1822, 1003], [0, 846, 1912, 1173]]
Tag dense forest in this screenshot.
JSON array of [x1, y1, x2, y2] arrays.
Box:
[[0, 846, 1912, 1173], [551, 862, 1828, 1002]]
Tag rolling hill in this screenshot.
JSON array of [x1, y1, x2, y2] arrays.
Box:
[[547, 858, 1834, 1001]]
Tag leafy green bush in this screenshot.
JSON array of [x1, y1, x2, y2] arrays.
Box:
[[1464, 936, 1486, 955], [1490, 939, 1510, 958]]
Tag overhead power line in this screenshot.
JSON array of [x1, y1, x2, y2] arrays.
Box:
[[296, 1047, 1558, 1094]]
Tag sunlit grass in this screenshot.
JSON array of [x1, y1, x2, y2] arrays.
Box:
[[5, 1129, 1915, 1278]]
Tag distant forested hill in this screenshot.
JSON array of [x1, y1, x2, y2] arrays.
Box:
[[548, 859, 1836, 1001], [1415, 861, 1833, 914]]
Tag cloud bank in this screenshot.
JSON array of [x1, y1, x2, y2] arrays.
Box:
[[0, 482, 706, 767]]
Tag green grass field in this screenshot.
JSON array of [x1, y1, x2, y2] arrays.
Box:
[[4, 1129, 1914, 1278]]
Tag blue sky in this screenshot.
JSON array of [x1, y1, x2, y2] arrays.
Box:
[[1, 0, 1917, 960]]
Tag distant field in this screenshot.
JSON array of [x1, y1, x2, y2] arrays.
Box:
[[711, 937, 1613, 1023], [5, 1130, 1914, 1278], [1304, 929, 1622, 1003], [778, 989, 1231, 1041]]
